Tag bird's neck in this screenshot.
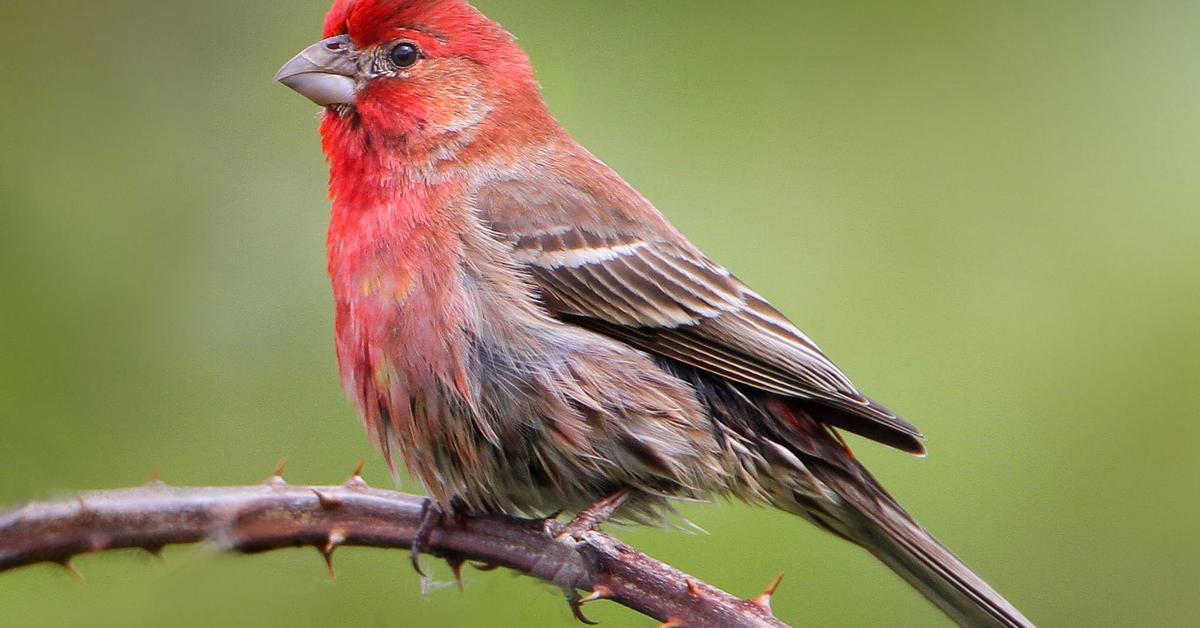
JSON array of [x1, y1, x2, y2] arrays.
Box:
[[319, 93, 570, 304], [320, 86, 559, 203], [322, 122, 475, 424], [325, 179, 466, 307]]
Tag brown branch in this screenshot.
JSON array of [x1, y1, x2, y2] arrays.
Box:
[[0, 472, 789, 628]]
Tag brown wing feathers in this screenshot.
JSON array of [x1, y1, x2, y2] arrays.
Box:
[[477, 174, 926, 454]]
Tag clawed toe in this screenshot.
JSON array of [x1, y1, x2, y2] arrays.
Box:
[[412, 497, 476, 580], [411, 498, 443, 577]]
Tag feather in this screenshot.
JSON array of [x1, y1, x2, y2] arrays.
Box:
[[475, 160, 926, 454]]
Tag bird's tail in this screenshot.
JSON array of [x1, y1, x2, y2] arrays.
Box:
[[796, 460, 1034, 628]]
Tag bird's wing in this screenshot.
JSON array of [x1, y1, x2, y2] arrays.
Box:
[[475, 162, 924, 453]]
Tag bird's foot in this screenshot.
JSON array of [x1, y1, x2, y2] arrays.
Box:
[[411, 497, 442, 577], [566, 589, 604, 625], [412, 497, 475, 581]]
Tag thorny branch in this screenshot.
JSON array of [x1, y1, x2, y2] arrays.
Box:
[[0, 468, 789, 628]]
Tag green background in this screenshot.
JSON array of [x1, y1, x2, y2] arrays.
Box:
[[2, 1, 1197, 626]]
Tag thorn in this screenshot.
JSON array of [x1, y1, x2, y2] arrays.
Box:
[[75, 495, 89, 512], [578, 584, 613, 604], [446, 556, 466, 591], [312, 489, 342, 510], [321, 530, 346, 581], [686, 579, 702, 597], [657, 619, 686, 628], [344, 461, 369, 490], [267, 458, 289, 485], [319, 548, 337, 581], [752, 572, 785, 612], [472, 562, 500, 572], [144, 469, 166, 488], [144, 545, 165, 561], [567, 591, 601, 626], [325, 530, 346, 555], [57, 559, 84, 581], [762, 571, 785, 597]]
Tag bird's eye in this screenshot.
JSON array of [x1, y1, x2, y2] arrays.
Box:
[[389, 42, 421, 69]]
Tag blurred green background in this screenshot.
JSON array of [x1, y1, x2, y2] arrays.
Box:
[[1, 1, 1197, 626]]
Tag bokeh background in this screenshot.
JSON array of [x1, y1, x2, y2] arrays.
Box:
[[2, 1, 1198, 626]]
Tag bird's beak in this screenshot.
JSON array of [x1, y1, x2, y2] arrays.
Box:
[[275, 35, 359, 107]]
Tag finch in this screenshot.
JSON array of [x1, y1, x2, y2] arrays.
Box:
[[275, 1, 1031, 626]]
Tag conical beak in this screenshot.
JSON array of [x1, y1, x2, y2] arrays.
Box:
[[275, 35, 359, 106]]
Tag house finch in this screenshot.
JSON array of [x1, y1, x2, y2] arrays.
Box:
[[275, 1, 1031, 625]]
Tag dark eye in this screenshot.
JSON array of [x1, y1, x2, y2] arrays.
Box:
[[389, 42, 421, 69]]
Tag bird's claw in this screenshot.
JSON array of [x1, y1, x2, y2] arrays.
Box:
[[566, 590, 602, 625], [411, 498, 443, 577]]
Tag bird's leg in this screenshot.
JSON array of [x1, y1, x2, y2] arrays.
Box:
[[412, 497, 476, 581], [411, 498, 439, 577], [563, 488, 632, 538], [447, 495, 471, 527], [411, 497, 443, 577], [552, 491, 630, 622]]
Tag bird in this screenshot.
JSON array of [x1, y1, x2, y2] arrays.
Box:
[[274, 1, 1032, 626]]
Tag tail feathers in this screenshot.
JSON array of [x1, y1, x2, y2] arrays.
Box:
[[816, 471, 1034, 628]]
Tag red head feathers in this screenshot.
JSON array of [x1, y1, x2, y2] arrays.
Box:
[[312, 0, 544, 154], [323, 0, 524, 68]]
